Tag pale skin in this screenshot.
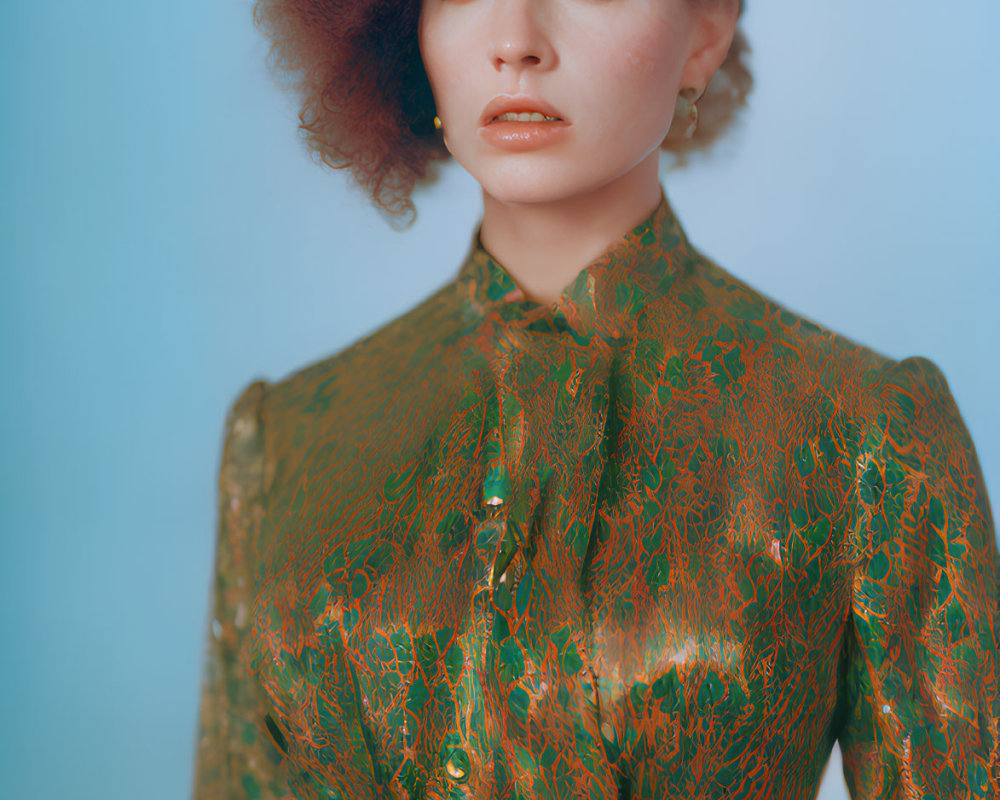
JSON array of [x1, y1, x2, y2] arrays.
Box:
[[418, 0, 740, 305]]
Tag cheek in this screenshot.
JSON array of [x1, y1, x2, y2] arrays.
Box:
[[420, 17, 473, 104], [579, 24, 684, 126], [622, 28, 673, 78], [418, 11, 449, 97], [618, 27, 684, 101]]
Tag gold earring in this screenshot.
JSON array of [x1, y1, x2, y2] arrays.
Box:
[[677, 87, 704, 139], [433, 115, 442, 131]]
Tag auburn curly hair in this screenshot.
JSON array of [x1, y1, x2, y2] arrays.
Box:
[[253, 0, 752, 226]]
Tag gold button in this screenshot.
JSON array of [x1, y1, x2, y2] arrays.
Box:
[[444, 748, 471, 783]]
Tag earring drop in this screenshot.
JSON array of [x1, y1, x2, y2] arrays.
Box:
[[677, 87, 703, 139], [433, 115, 442, 131]]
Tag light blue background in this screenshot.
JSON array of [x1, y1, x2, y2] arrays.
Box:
[[2, 2, 997, 798]]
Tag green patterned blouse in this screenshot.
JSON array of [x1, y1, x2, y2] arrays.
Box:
[[192, 185, 999, 800]]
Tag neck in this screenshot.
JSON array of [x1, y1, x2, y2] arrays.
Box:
[[477, 151, 664, 305]]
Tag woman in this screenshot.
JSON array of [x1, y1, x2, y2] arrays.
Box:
[[192, 0, 999, 798]]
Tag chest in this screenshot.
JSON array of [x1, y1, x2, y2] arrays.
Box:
[[245, 424, 857, 800], [248, 332, 871, 797]]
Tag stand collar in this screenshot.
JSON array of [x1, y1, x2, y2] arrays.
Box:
[[455, 184, 693, 342]]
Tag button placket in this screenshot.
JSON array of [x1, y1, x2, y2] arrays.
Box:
[[477, 351, 534, 590], [481, 419, 511, 509]]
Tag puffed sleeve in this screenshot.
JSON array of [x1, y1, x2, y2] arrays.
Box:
[[838, 355, 1000, 798], [192, 380, 290, 799]]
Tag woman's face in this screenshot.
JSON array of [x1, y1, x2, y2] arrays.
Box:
[[418, 0, 732, 206]]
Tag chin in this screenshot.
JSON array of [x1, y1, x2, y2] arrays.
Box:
[[483, 184, 572, 207], [476, 169, 601, 208]]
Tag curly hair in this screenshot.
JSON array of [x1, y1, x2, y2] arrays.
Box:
[[253, 0, 752, 226]]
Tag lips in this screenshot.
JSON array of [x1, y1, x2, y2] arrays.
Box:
[[480, 95, 566, 127]]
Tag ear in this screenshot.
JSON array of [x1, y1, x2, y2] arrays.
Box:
[[678, 0, 740, 91]]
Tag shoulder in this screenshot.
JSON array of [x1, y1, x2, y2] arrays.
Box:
[[684, 249, 891, 375], [853, 353, 983, 492], [844, 350, 996, 616], [678, 251, 997, 573], [666, 251, 988, 476], [659, 249, 901, 427], [260, 279, 464, 422], [220, 279, 469, 519], [220, 379, 268, 479], [853, 353, 992, 526]]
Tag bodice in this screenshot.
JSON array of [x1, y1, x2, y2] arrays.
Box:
[[192, 187, 999, 800]]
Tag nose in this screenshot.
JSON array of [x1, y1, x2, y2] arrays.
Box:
[[488, 0, 556, 73]]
